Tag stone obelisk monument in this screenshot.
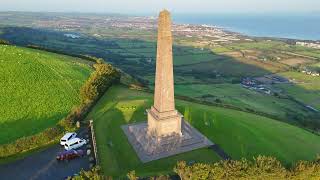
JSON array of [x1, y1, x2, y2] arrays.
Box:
[[147, 10, 182, 137], [122, 10, 213, 163]]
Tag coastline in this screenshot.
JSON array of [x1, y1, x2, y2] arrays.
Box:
[[173, 14, 320, 41]]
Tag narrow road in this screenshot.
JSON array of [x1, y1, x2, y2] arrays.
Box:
[[0, 129, 90, 180]]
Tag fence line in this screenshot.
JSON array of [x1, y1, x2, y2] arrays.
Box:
[[89, 120, 99, 165]]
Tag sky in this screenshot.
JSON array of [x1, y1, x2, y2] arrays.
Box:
[[0, 0, 319, 14]]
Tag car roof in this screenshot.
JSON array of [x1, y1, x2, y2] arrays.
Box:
[[61, 132, 76, 140], [65, 137, 81, 145]]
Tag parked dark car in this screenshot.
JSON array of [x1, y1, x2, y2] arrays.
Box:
[[56, 149, 84, 161]]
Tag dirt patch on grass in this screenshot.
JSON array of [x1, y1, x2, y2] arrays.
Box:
[[281, 58, 315, 66], [221, 51, 244, 58]]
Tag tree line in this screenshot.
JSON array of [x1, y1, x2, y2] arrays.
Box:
[[65, 59, 120, 127]]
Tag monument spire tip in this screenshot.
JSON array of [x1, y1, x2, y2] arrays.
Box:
[[160, 9, 170, 16]]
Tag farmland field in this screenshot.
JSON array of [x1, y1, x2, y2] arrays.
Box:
[[0, 26, 319, 131], [174, 83, 309, 118], [86, 85, 320, 177], [275, 72, 320, 109], [0, 45, 92, 144]]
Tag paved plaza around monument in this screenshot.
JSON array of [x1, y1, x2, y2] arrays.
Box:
[[122, 120, 213, 163]]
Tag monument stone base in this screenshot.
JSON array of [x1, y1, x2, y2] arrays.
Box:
[[147, 106, 182, 137], [121, 119, 214, 163]]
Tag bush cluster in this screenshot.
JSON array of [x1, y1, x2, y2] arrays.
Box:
[[65, 61, 120, 125], [69, 156, 320, 179], [80, 61, 120, 103], [173, 155, 320, 180], [69, 166, 105, 180], [0, 39, 10, 45]]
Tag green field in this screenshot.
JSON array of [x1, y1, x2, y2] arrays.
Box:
[[226, 40, 286, 51], [174, 53, 218, 65], [174, 83, 309, 119], [224, 40, 320, 59], [87, 85, 320, 177], [0, 45, 92, 144], [275, 72, 320, 109], [1, 26, 319, 131]]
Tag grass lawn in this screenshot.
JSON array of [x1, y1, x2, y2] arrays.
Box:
[[173, 53, 219, 66], [211, 47, 233, 53], [87, 85, 320, 177], [275, 72, 320, 109], [86, 85, 220, 177], [226, 40, 286, 51], [174, 83, 308, 119], [0, 45, 92, 144], [174, 57, 269, 77]]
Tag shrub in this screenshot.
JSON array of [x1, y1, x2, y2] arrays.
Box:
[[0, 39, 10, 45], [127, 170, 138, 180], [289, 158, 320, 179], [174, 155, 320, 180], [80, 62, 120, 103], [69, 166, 104, 180], [67, 62, 120, 125]]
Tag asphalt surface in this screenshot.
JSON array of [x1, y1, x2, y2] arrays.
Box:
[[0, 129, 90, 180]]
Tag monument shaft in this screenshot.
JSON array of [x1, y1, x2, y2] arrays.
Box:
[[154, 10, 175, 112], [122, 10, 214, 163], [147, 10, 182, 137]]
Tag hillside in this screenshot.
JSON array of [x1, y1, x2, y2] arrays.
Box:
[[86, 85, 320, 177], [0, 45, 92, 144], [1, 26, 319, 129]]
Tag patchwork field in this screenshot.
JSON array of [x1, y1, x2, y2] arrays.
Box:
[[0, 45, 92, 144], [174, 83, 309, 118], [86, 85, 320, 177], [275, 72, 320, 109], [1, 27, 319, 131]]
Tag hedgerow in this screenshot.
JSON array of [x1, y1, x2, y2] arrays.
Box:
[[173, 155, 320, 180], [71, 156, 320, 179]]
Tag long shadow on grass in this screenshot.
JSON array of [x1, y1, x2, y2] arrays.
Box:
[[96, 104, 141, 176]]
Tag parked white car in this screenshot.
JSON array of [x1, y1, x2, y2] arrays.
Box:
[[64, 138, 87, 150], [60, 132, 77, 145]]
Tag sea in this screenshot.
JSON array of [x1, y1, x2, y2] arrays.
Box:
[[173, 13, 320, 41]]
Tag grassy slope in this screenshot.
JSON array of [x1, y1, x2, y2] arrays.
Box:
[[87, 85, 320, 177], [0, 45, 92, 144], [174, 83, 307, 118], [86, 85, 220, 177]]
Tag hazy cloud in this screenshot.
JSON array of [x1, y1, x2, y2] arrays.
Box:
[[0, 0, 319, 14]]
